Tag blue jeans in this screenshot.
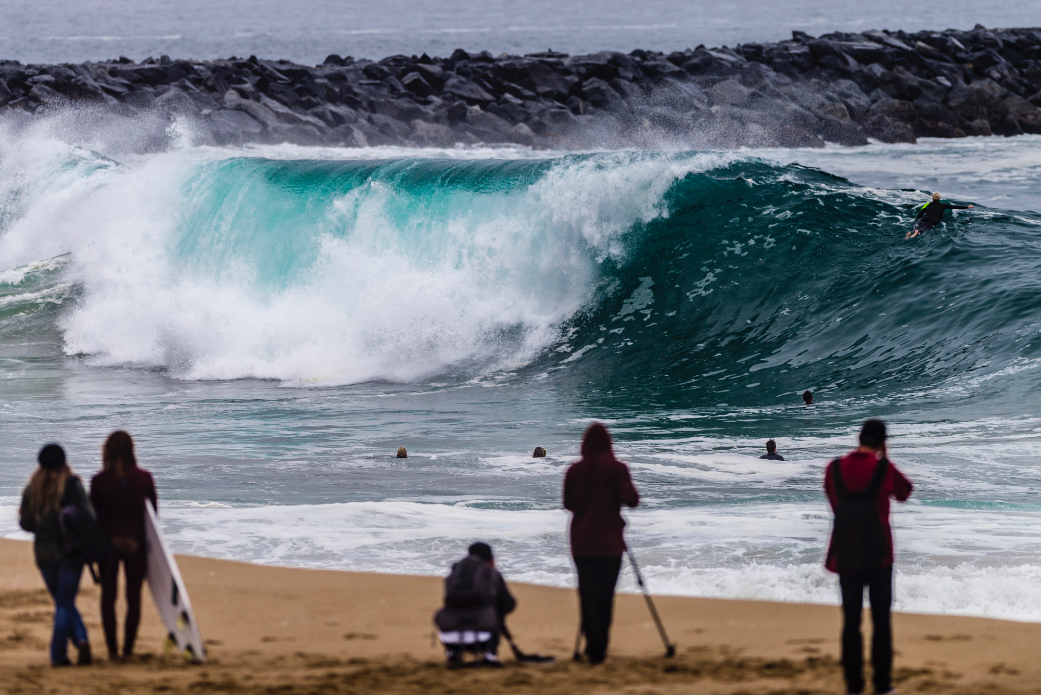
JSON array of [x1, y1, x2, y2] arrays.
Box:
[[39, 559, 88, 664]]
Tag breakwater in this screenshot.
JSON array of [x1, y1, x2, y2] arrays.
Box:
[[2, 25, 1041, 149]]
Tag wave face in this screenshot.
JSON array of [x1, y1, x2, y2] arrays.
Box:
[[1, 138, 1039, 404]]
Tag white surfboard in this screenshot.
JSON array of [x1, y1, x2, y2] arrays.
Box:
[[145, 504, 206, 662]]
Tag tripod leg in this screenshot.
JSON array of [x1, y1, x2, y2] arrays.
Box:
[[626, 548, 675, 657]]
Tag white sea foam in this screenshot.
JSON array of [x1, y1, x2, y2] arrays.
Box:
[[5, 496, 1041, 621], [0, 132, 735, 384], [0, 284, 74, 308]]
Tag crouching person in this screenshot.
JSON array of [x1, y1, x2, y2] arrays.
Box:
[[434, 542, 516, 668]]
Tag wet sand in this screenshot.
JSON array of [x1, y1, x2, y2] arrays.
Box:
[[1, 537, 1039, 694]]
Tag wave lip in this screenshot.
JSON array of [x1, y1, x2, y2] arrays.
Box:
[[2, 136, 1041, 405], [0, 141, 734, 384]]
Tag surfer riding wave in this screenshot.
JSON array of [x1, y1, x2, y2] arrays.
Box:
[[906, 192, 974, 239]]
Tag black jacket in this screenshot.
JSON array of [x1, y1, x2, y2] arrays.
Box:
[[19, 476, 94, 568], [433, 556, 516, 633]]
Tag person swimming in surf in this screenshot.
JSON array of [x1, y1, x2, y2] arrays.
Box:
[[906, 192, 974, 239]]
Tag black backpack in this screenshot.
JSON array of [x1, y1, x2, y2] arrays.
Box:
[[444, 555, 495, 609], [59, 504, 111, 564], [831, 457, 889, 573]]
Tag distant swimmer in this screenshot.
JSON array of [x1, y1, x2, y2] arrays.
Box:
[[906, 192, 974, 239], [760, 440, 785, 461], [803, 390, 813, 405]]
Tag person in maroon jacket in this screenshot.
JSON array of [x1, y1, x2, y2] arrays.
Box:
[[563, 423, 639, 664], [824, 419, 912, 695], [90, 431, 157, 661]]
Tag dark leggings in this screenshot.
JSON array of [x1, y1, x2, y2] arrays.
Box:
[[101, 551, 147, 658], [575, 555, 622, 664], [840, 566, 893, 694]]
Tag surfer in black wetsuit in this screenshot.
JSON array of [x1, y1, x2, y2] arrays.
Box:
[[760, 440, 784, 461], [906, 192, 974, 239]]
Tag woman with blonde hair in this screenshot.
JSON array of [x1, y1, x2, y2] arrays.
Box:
[[90, 431, 157, 661], [18, 444, 95, 666]]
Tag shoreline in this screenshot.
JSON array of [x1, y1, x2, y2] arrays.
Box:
[[2, 538, 1041, 693], [0, 26, 1039, 151]]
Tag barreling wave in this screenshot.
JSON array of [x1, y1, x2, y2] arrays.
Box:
[[0, 135, 1039, 404]]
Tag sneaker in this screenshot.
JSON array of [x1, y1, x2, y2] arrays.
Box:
[[481, 652, 503, 668], [76, 642, 92, 666], [52, 658, 72, 668]]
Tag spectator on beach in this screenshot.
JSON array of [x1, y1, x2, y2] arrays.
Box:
[[90, 431, 157, 661], [760, 440, 785, 461], [563, 423, 640, 665], [434, 541, 516, 667], [18, 444, 95, 666], [824, 419, 912, 695]]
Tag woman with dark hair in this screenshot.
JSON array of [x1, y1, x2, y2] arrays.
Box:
[[90, 431, 157, 661], [18, 444, 95, 666], [563, 423, 640, 664]]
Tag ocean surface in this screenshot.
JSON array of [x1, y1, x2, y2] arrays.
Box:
[[1, 0, 1038, 65], [3, 104, 1041, 622]]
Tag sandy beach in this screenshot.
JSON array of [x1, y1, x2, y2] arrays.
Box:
[[1, 538, 1040, 694]]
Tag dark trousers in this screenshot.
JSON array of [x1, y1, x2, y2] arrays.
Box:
[[575, 555, 622, 664], [39, 559, 88, 665], [839, 566, 893, 694], [100, 550, 147, 658]]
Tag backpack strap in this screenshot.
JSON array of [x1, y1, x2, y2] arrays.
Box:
[[832, 457, 888, 498], [866, 457, 889, 496], [829, 458, 846, 498]]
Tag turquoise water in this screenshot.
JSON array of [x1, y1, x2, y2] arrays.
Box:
[[3, 131, 1041, 619]]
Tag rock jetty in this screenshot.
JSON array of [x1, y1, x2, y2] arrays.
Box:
[[3, 25, 1041, 148]]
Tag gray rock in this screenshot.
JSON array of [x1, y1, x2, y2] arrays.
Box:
[[6, 26, 1041, 148], [401, 72, 434, 98], [222, 90, 278, 129], [1002, 95, 1041, 133], [410, 119, 454, 145], [864, 114, 916, 142], [209, 109, 263, 136], [580, 78, 619, 108], [442, 76, 494, 105], [709, 80, 754, 107]]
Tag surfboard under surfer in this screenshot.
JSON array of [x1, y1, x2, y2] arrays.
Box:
[[906, 192, 974, 240]]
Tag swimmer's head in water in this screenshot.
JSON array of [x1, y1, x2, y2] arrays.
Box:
[[802, 390, 813, 405], [766, 439, 777, 453], [932, 192, 941, 201]]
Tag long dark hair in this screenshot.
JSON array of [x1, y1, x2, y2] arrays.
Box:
[[21, 444, 72, 521], [102, 430, 138, 478]]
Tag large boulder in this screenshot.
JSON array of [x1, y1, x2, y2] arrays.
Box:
[[580, 78, 621, 109], [442, 76, 495, 105], [946, 82, 1008, 123], [864, 114, 916, 142], [1003, 94, 1041, 133]]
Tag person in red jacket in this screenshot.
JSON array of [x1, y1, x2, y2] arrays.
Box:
[[824, 419, 912, 695], [90, 431, 157, 661], [563, 423, 639, 664]]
